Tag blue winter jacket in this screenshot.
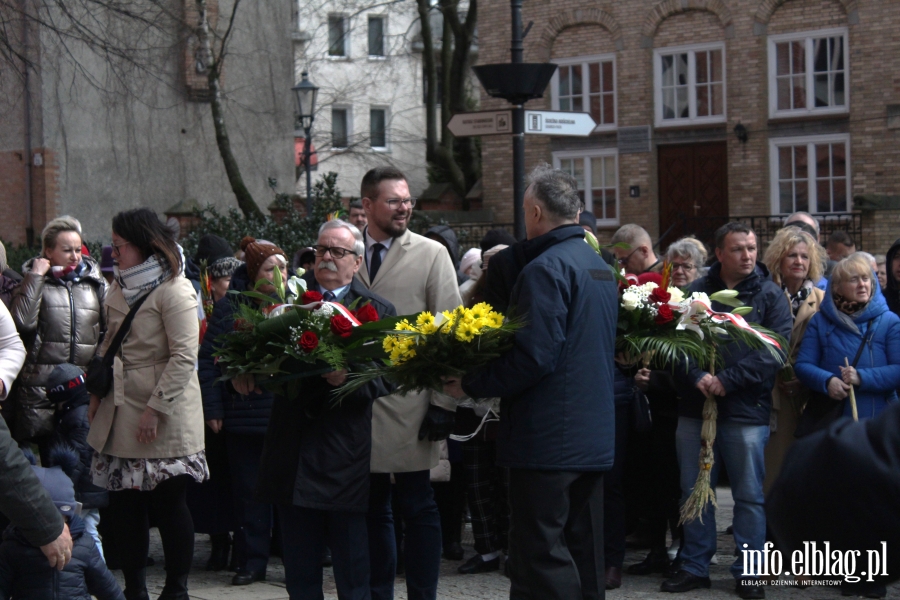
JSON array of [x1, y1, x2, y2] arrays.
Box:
[[675, 262, 793, 426], [0, 514, 124, 600], [794, 278, 900, 420], [462, 224, 618, 471], [199, 264, 275, 435]]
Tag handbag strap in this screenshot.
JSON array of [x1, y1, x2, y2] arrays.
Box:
[[100, 291, 153, 367], [850, 316, 879, 368]]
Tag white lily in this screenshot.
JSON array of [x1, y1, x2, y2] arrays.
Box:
[[287, 275, 307, 299]]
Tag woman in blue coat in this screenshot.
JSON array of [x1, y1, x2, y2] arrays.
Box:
[[795, 253, 900, 420]]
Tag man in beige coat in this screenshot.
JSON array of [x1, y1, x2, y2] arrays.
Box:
[[355, 167, 462, 600]]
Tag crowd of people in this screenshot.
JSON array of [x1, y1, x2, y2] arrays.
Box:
[[0, 165, 896, 600]]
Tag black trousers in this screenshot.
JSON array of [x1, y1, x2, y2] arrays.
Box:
[[462, 439, 509, 555], [507, 469, 605, 600], [603, 403, 628, 568], [105, 475, 194, 578]]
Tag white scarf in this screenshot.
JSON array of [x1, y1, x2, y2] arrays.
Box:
[[115, 245, 186, 306]]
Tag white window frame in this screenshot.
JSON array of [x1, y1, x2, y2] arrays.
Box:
[[767, 27, 849, 119], [549, 54, 617, 132], [553, 149, 619, 227], [367, 15, 387, 59], [653, 42, 727, 127], [369, 106, 389, 151], [327, 14, 349, 58], [769, 133, 851, 214], [331, 106, 352, 150]]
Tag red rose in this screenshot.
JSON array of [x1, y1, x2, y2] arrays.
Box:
[[298, 331, 319, 353], [233, 318, 253, 332], [649, 288, 671, 304], [655, 304, 675, 325], [330, 314, 353, 338], [354, 303, 380, 324], [302, 290, 324, 304]]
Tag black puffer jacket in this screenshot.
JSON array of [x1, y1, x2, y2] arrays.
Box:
[[10, 257, 106, 441], [884, 237, 900, 316], [199, 264, 276, 435], [675, 262, 793, 425], [0, 514, 124, 600]]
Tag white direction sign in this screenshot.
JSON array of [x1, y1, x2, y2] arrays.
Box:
[[447, 110, 512, 137], [524, 110, 596, 137]]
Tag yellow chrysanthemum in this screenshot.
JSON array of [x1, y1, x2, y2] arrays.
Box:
[[415, 312, 438, 335]]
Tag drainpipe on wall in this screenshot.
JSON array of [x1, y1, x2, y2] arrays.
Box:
[[21, 0, 34, 247]]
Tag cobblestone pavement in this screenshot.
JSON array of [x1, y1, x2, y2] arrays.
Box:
[[131, 488, 898, 599]]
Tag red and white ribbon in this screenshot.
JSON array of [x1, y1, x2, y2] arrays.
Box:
[[681, 299, 781, 349]]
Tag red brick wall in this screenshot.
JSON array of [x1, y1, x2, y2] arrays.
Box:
[[0, 147, 58, 246], [477, 0, 900, 251]]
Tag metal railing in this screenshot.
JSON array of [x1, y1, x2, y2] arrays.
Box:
[[657, 212, 863, 252]]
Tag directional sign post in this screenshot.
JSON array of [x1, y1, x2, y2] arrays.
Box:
[[524, 110, 597, 136], [447, 111, 513, 137]]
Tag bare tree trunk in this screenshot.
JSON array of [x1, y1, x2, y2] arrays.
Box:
[[196, 0, 263, 220]]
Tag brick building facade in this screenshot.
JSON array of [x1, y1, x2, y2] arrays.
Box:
[[477, 0, 900, 253]]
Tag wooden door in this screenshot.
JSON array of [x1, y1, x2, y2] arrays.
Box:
[[658, 142, 728, 249]]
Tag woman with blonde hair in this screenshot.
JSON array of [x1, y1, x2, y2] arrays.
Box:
[[759, 227, 826, 491], [11, 216, 106, 442]]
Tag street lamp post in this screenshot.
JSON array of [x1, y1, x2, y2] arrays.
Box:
[[293, 71, 319, 216]]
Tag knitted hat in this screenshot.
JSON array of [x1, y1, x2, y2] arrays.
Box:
[[208, 257, 242, 280], [479, 229, 517, 254], [240, 236, 286, 282], [31, 465, 77, 518], [194, 235, 234, 265], [46, 363, 87, 406], [579, 213, 597, 234], [100, 245, 115, 274]]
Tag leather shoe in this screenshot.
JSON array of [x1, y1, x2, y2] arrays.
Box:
[[458, 554, 500, 574], [661, 570, 711, 593], [443, 542, 464, 561], [232, 570, 266, 586], [628, 549, 671, 575], [736, 579, 766, 599], [606, 566, 622, 589], [665, 557, 685, 579]]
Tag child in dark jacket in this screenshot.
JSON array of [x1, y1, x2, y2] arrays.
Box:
[[44, 364, 109, 559], [0, 460, 124, 600]]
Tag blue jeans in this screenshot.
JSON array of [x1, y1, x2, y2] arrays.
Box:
[[367, 470, 441, 600], [675, 417, 769, 579], [278, 504, 370, 600]]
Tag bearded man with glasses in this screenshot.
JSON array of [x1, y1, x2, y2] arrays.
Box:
[[357, 167, 462, 600], [611, 224, 662, 274]]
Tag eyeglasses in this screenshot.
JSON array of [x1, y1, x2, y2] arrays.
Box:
[[313, 245, 357, 259], [617, 248, 638, 266], [671, 263, 696, 272], [380, 197, 417, 209], [111, 241, 130, 256]]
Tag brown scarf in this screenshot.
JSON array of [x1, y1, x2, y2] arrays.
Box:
[[833, 292, 867, 316]]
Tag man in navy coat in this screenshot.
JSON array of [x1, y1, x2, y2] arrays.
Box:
[[444, 165, 618, 600]]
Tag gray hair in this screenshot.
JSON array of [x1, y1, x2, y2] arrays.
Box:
[[526, 164, 581, 220], [41, 215, 83, 252], [319, 219, 365, 257], [856, 251, 877, 269], [666, 237, 707, 267]]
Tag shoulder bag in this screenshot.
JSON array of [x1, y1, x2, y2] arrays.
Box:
[[85, 291, 153, 398]]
